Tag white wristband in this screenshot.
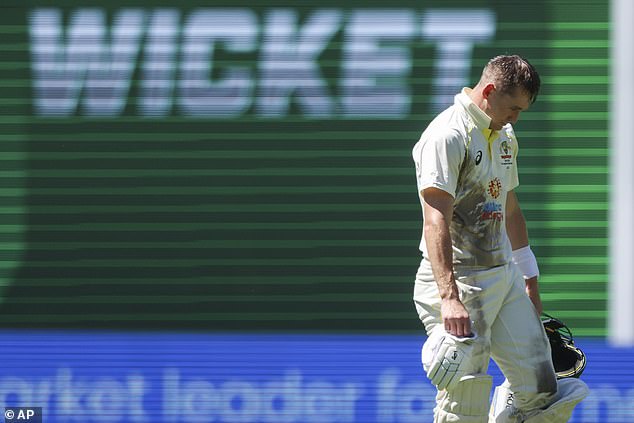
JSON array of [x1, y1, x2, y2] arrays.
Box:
[[512, 245, 540, 279]]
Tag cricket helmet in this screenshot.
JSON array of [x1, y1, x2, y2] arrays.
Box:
[[542, 313, 587, 379]]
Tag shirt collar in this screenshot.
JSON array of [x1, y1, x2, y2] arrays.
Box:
[[455, 87, 492, 130]]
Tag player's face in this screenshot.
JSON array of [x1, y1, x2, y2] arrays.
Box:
[[484, 87, 532, 130]]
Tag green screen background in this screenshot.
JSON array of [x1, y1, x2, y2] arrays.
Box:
[[0, 0, 608, 335]]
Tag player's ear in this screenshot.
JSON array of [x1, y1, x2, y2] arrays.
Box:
[[482, 83, 496, 99]]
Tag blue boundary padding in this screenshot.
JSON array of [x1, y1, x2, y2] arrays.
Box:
[[0, 331, 631, 423]]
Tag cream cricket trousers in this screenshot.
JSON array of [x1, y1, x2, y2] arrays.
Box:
[[414, 258, 558, 421]]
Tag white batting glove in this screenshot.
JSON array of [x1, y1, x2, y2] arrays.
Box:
[[422, 328, 477, 391]]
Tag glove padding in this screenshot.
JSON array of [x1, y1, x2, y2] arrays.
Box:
[[422, 328, 477, 391]]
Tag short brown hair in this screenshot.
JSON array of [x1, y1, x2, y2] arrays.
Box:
[[482, 55, 541, 103]]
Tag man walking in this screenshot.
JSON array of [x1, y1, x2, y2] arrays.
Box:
[[412, 55, 588, 422]]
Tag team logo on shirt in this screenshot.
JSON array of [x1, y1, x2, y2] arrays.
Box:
[[499, 140, 513, 167], [501, 140, 510, 155], [488, 177, 502, 199]]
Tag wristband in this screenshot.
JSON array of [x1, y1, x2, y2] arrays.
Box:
[[512, 245, 539, 279]]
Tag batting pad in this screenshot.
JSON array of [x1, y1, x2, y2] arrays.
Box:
[[523, 378, 589, 423], [435, 374, 492, 423], [489, 378, 589, 423]]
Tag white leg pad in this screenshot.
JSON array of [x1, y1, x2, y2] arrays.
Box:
[[488, 378, 589, 423], [489, 381, 514, 422], [435, 374, 493, 423], [523, 379, 589, 423]]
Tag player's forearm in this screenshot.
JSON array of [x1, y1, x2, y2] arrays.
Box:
[[505, 191, 530, 250], [424, 220, 459, 300], [506, 208, 529, 250], [422, 188, 460, 301]]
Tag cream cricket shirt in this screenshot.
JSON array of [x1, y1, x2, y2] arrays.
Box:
[[413, 88, 520, 269]]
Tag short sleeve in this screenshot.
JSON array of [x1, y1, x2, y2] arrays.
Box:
[[412, 130, 466, 198]]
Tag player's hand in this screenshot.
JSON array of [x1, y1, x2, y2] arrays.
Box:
[[441, 298, 472, 337], [525, 277, 543, 314]]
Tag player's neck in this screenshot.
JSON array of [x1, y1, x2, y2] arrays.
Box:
[[467, 86, 488, 113]]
